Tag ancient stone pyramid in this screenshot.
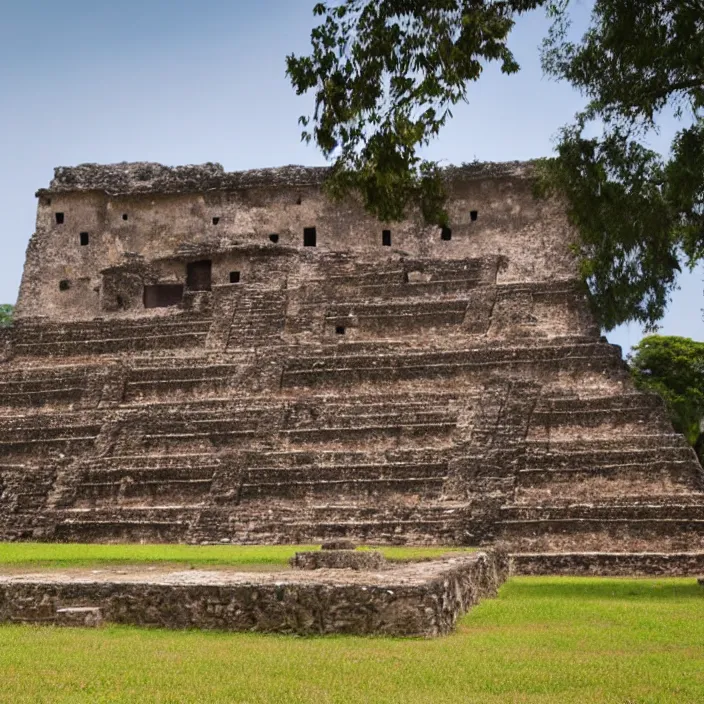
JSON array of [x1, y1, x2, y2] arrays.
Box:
[[1, 161, 703, 573]]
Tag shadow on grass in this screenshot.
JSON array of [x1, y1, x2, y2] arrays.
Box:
[[504, 577, 704, 601]]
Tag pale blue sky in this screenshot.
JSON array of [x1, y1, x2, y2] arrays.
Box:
[[1, 0, 701, 355]]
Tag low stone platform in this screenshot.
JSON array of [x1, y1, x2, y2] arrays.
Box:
[[0, 551, 507, 637], [512, 552, 704, 576]]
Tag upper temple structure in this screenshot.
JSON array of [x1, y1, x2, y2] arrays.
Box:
[[2, 160, 703, 574]]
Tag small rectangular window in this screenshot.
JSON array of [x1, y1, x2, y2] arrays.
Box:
[[55, 213, 64, 225], [441, 226, 452, 241], [335, 326, 346, 335], [470, 210, 478, 222], [229, 271, 241, 284], [80, 232, 89, 246], [382, 230, 391, 246], [303, 227, 317, 247]]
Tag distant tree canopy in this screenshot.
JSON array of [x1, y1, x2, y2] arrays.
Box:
[[629, 336, 704, 462], [288, 0, 704, 331], [0, 304, 14, 327]]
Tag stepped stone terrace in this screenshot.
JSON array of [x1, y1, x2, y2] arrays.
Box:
[[2, 160, 704, 575]]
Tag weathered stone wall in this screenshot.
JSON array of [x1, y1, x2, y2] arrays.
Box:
[[0, 552, 507, 637], [17, 161, 579, 322], [511, 552, 704, 576]]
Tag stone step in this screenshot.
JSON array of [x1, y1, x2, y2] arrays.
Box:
[[14, 330, 209, 357], [240, 447, 452, 466], [74, 477, 214, 504], [0, 385, 86, 408], [53, 506, 194, 542], [324, 300, 469, 332], [500, 500, 704, 521], [81, 453, 221, 470], [514, 462, 704, 501], [530, 403, 670, 429], [510, 552, 704, 576], [81, 465, 220, 483], [216, 501, 470, 544], [126, 364, 241, 384], [281, 342, 622, 387], [535, 393, 664, 412], [240, 476, 446, 501], [523, 443, 694, 468], [0, 420, 100, 456], [498, 520, 704, 553], [50, 501, 470, 544], [312, 277, 484, 302], [300, 257, 499, 295], [525, 434, 691, 454], [280, 421, 457, 443], [241, 460, 448, 484], [54, 520, 190, 542], [15, 316, 210, 342], [517, 460, 697, 483], [0, 365, 102, 408]]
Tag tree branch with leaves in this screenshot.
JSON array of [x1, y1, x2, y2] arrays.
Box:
[[287, 0, 548, 224], [288, 1, 704, 331]]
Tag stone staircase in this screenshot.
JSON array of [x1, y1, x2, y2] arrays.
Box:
[[12, 314, 212, 357], [1, 256, 703, 574]]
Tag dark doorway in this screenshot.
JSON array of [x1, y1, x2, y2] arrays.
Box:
[[143, 284, 184, 309], [441, 226, 452, 241], [186, 260, 212, 291], [382, 230, 391, 246], [303, 227, 317, 247]]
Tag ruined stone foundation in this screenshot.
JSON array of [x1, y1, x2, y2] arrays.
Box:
[[0, 551, 507, 637], [1, 161, 703, 574]]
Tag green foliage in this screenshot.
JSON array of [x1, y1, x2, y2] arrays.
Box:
[[0, 304, 14, 327], [628, 336, 704, 456], [289, 1, 704, 330], [539, 0, 704, 330], [1, 577, 703, 702], [286, 0, 549, 224]]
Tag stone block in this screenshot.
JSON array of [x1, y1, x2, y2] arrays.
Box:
[[321, 540, 357, 550], [291, 550, 387, 571], [55, 607, 103, 628]]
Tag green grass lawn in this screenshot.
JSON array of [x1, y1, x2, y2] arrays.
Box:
[[0, 578, 701, 703], [0, 545, 702, 703], [0, 542, 473, 569]]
